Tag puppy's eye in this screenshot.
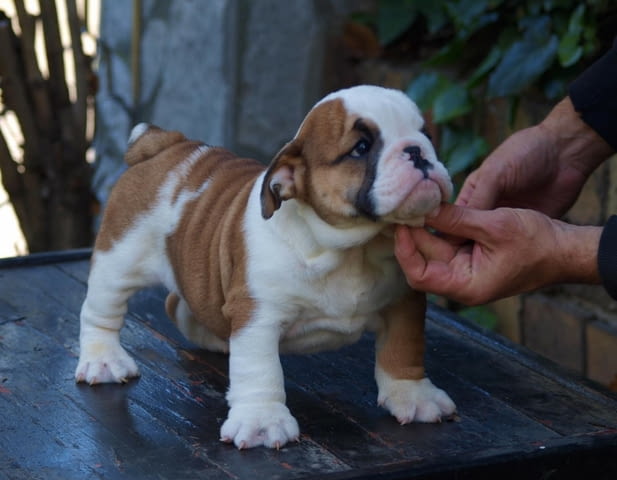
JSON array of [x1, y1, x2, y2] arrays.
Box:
[[421, 128, 432, 142], [349, 138, 371, 158]]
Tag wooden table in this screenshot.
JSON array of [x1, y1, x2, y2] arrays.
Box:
[[1, 251, 616, 479]]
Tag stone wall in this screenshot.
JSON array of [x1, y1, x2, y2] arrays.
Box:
[[93, 0, 362, 204]]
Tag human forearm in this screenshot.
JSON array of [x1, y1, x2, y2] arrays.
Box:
[[553, 219, 602, 285], [539, 97, 613, 179], [456, 97, 613, 217]]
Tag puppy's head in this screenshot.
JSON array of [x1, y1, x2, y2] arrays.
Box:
[[260, 85, 452, 227]]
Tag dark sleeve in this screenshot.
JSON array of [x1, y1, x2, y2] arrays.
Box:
[[569, 38, 617, 151], [598, 215, 617, 300]]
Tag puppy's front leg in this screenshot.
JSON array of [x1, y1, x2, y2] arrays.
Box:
[[375, 291, 456, 423], [221, 308, 299, 449]]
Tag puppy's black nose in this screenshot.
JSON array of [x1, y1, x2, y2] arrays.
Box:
[[404, 146, 432, 178]]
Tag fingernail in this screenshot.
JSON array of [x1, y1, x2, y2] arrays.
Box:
[[428, 205, 441, 219]]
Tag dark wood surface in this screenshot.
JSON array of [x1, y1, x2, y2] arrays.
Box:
[[1, 251, 616, 479]]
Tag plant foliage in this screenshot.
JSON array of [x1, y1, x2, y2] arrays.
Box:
[[359, 0, 611, 177]]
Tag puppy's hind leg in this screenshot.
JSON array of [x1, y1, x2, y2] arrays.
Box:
[[165, 292, 229, 353], [75, 243, 151, 385]]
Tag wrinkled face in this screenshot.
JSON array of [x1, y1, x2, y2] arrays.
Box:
[[260, 85, 453, 226]]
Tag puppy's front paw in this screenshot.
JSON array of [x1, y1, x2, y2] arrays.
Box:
[[378, 377, 456, 424], [220, 402, 300, 449], [75, 340, 140, 385]]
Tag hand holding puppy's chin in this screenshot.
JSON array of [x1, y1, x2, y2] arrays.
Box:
[[385, 203, 447, 228]]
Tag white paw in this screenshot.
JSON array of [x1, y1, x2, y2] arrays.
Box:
[[378, 377, 456, 424], [220, 402, 300, 449], [75, 340, 140, 384]]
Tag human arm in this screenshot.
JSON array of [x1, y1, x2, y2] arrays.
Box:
[[456, 96, 613, 216], [394, 204, 602, 305], [458, 40, 617, 215]]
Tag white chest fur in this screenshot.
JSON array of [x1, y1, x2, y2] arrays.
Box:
[[278, 246, 406, 353], [244, 176, 408, 354]]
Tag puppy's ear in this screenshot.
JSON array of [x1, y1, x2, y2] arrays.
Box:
[[260, 140, 304, 219]]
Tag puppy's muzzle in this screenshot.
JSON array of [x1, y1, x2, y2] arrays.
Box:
[[404, 146, 433, 179]]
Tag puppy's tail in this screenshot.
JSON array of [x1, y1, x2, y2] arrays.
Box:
[[124, 123, 186, 167]]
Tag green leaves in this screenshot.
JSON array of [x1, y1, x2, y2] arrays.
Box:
[[375, 0, 449, 45], [487, 16, 559, 98], [459, 306, 499, 330], [376, 0, 418, 46], [406, 74, 486, 174], [558, 4, 586, 67], [406, 72, 446, 111], [433, 83, 472, 123], [441, 127, 489, 175], [367, 0, 605, 179], [407, 73, 471, 123], [467, 45, 502, 88]]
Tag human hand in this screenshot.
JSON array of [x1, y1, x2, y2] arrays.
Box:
[[457, 98, 613, 217], [394, 204, 602, 305]]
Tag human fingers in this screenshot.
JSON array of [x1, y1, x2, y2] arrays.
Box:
[[456, 126, 548, 210], [455, 166, 500, 209], [394, 225, 430, 285], [395, 225, 456, 267], [424, 204, 495, 242], [395, 225, 474, 297]]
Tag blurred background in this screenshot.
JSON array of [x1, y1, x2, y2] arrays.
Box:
[[1, 0, 616, 388]]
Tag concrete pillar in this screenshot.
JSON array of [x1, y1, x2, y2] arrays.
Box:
[[92, 0, 356, 204]]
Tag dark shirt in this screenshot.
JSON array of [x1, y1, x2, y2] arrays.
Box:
[[571, 39, 617, 299], [569, 38, 617, 150]]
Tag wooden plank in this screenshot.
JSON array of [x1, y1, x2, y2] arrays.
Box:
[[0, 275, 228, 479], [123, 280, 570, 470], [1, 255, 616, 479], [282, 337, 560, 465], [425, 308, 617, 436], [0, 260, 352, 479], [0, 248, 91, 268]]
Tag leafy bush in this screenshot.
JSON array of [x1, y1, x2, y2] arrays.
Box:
[[356, 0, 612, 178]]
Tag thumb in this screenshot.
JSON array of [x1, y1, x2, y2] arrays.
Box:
[[455, 170, 499, 210], [425, 203, 491, 241]]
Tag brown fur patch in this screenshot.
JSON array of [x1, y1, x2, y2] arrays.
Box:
[[125, 125, 186, 166], [96, 140, 203, 252], [264, 98, 381, 226], [164, 150, 264, 339], [376, 290, 426, 380]]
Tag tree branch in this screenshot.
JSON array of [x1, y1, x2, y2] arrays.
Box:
[[65, 0, 88, 150], [0, 13, 40, 167]]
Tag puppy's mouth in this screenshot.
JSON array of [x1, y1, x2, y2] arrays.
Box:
[[381, 176, 452, 226]]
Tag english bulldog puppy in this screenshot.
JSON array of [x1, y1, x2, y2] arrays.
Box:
[[75, 85, 456, 449]]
